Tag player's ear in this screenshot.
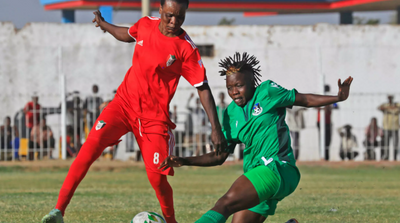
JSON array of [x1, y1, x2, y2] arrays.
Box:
[[159, 5, 162, 15]]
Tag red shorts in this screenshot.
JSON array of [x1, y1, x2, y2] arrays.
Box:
[[87, 97, 174, 176]]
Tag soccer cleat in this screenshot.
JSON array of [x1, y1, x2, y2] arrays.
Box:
[[285, 219, 299, 223], [41, 208, 64, 223]]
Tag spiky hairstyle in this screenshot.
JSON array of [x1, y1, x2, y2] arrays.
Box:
[[219, 52, 262, 87]]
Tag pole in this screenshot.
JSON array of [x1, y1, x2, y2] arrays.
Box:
[[142, 0, 151, 17], [59, 47, 67, 160], [319, 48, 326, 161]]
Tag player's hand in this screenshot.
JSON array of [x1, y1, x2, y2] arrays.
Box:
[[337, 76, 353, 101], [92, 10, 106, 33], [159, 155, 184, 171], [211, 128, 227, 156]]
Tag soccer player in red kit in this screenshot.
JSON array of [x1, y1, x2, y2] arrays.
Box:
[[41, 0, 227, 222]]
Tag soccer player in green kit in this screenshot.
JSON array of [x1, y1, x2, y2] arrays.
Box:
[[159, 52, 353, 223]]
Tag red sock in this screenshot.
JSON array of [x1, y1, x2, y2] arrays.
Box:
[[55, 138, 104, 215], [146, 171, 176, 223]]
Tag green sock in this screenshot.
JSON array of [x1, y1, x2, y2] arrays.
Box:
[[195, 210, 227, 223]]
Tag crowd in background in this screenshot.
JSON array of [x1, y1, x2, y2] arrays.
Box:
[[286, 85, 400, 161], [1, 84, 400, 162]]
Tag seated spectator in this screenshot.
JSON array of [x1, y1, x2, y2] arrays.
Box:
[[338, 124, 359, 160], [66, 126, 77, 158], [29, 118, 55, 159], [66, 91, 83, 151], [363, 117, 383, 160], [0, 116, 19, 160]]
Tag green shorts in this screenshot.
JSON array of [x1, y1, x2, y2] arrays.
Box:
[[244, 158, 301, 217]]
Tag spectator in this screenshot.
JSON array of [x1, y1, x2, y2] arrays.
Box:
[[378, 95, 400, 160], [60, 126, 77, 158], [286, 107, 306, 159], [216, 92, 227, 126], [363, 117, 383, 160], [186, 93, 207, 156], [171, 105, 178, 124], [14, 109, 26, 138], [317, 85, 339, 161], [30, 118, 55, 159], [1, 117, 13, 150], [1, 116, 19, 160], [170, 105, 185, 157], [23, 94, 41, 136], [99, 89, 117, 112], [338, 124, 358, 160], [83, 84, 104, 131], [66, 92, 82, 151]]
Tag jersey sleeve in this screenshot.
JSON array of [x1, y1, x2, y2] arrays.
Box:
[[181, 49, 208, 87], [127, 19, 141, 41], [265, 81, 297, 108]]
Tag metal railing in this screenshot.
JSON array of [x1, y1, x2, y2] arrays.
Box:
[[1, 92, 400, 162]]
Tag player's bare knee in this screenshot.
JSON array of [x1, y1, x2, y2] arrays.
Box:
[[214, 194, 236, 215]]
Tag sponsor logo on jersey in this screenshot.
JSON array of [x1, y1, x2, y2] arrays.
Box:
[[198, 59, 203, 68], [95, 120, 106, 130], [270, 82, 279, 88], [166, 54, 176, 67], [252, 103, 263, 116], [137, 40, 143, 46]]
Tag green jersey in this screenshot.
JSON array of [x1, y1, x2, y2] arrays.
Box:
[[223, 80, 297, 173]]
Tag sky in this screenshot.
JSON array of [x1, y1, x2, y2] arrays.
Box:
[[0, 0, 396, 29]]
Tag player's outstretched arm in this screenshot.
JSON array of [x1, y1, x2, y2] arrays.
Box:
[[294, 76, 353, 107], [197, 84, 227, 155], [92, 10, 134, 43], [158, 151, 231, 171]]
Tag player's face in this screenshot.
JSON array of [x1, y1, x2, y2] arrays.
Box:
[[226, 71, 255, 107], [159, 0, 187, 36]]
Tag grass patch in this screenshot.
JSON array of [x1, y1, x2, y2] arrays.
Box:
[[0, 163, 399, 222]]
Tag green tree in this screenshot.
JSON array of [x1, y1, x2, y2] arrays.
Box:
[[218, 17, 235, 25], [354, 16, 380, 25]]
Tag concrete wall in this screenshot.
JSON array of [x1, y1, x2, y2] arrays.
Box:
[[1, 21, 400, 161]]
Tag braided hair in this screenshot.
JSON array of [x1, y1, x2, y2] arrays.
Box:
[[219, 52, 262, 87]]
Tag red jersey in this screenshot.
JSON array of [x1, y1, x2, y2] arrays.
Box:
[[24, 102, 41, 128], [116, 16, 207, 129]]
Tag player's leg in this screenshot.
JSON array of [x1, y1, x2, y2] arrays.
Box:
[[232, 202, 299, 223], [42, 100, 130, 222], [133, 120, 176, 223], [195, 165, 280, 223], [231, 162, 301, 223], [231, 210, 266, 223]]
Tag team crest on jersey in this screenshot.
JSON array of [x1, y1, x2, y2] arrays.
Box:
[[166, 54, 176, 67], [95, 120, 106, 130], [252, 103, 263, 116]]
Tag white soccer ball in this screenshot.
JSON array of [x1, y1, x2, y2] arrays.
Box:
[[131, 211, 166, 223]]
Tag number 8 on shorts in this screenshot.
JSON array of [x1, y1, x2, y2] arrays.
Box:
[[153, 152, 159, 164]]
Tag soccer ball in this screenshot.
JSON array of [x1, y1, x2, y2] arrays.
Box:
[[131, 211, 166, 223]]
